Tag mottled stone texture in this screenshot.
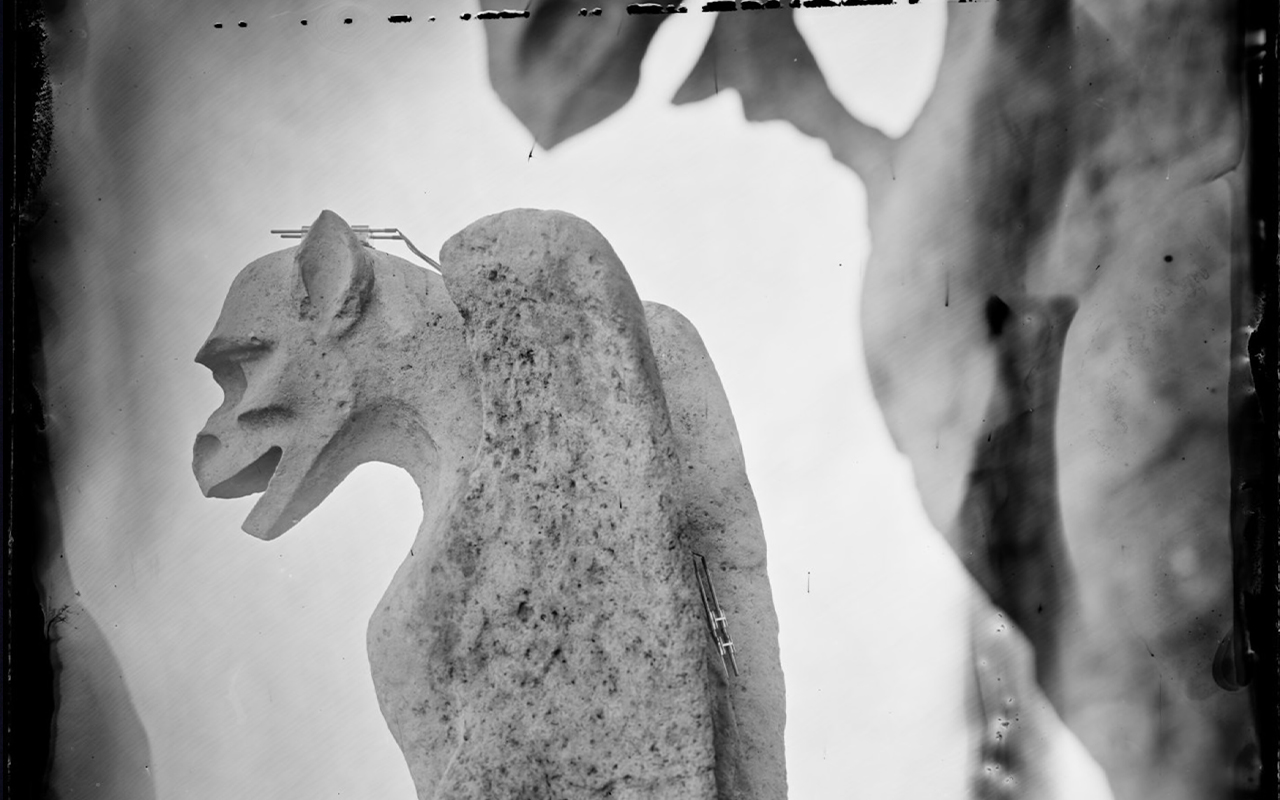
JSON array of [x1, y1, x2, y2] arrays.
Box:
[[393, 210, 718, 799], [195, 209, 785, 799], [645, 302, 787, 800]]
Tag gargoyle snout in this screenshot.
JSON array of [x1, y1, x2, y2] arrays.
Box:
[[193, 432, 222, 490]]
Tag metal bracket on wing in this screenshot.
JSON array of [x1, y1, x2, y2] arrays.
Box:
[[271, 225, 442, 273], [693, 552, 739, 677]]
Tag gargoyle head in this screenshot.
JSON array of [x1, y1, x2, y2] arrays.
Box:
[[193, 210, 377, 540]]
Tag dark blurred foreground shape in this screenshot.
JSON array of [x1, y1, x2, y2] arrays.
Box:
[[482, 1, 1274, 797], [8, 0, 160, 796]]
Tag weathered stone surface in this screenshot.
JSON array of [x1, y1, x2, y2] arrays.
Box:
[[194, 209, 785, 799], [387, 209, 717, 799], [645, 301, 787, 800]]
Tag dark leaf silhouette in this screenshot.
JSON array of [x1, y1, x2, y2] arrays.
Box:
[[481, 0, 669, 149], [672, 8, 893, 189]]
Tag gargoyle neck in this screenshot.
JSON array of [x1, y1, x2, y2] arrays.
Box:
[[342, 267, 482, 507], [347, 349, 481, 507]]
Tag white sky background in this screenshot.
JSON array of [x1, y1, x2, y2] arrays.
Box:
[[46, 2, 1104, 797]]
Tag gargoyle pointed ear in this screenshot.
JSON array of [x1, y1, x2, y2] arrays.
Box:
[[295, 209, 374, 337]]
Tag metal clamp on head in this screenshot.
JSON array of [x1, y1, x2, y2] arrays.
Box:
[[271, 225, 442, 272]]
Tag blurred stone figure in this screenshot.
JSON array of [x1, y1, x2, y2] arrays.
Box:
[[956, 295, 1079, 800], [481, 1, 1261, 797], [193, 209, 786, 799]]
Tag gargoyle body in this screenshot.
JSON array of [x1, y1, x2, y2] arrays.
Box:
[[193, 209, 785, 800]]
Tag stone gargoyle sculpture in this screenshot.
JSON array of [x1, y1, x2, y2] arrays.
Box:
[[192, 209, 785, 800]]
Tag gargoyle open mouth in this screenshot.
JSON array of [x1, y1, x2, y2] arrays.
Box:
[[203, 445, 283, 499], [193, 431, 311, 539]]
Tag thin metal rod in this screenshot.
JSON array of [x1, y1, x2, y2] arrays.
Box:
[[272, 225, 442, 273], [692, 553, 739, 677], [394, 230, 442, 272]]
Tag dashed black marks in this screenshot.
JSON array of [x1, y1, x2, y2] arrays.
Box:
[[627, 3, 687, 13], [476, 9, 533, 19], [217, 0, 900, 29]]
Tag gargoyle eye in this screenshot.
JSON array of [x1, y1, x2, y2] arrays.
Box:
[[196, 338, 273, 405]]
